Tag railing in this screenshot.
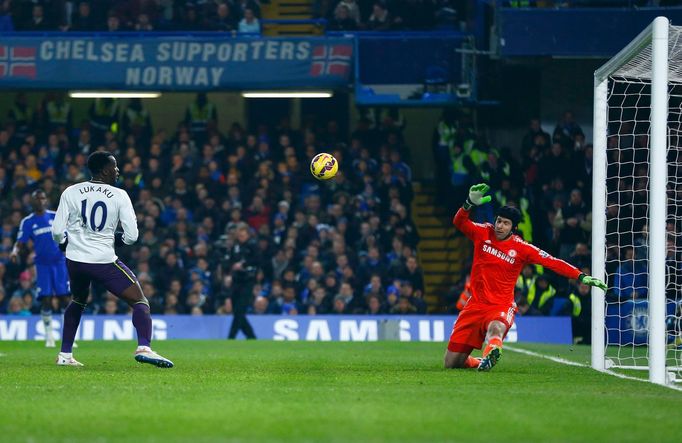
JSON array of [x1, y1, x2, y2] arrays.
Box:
[[0, 20, 469, 38], [0, 28, 471, 41], [496, 0, 681, 8]]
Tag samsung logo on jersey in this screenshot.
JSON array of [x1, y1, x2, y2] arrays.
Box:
[[33, 226, 52, 236], [482, 244, 516, 264]]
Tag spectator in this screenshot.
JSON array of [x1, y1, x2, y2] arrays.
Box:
[[185, 93, 217, 147], [179, 4, 204, 31], [238, 8, 260, 34], [22, 4, 52, 31], [553, 111, 584, 150], [135, 13, 154, 31], [553, 188, 590, 260], [107, 12, 123, 32], [212, 3, 237, 32], [8, 296, 31, 315], [522, 118, 551, 156], [328, 4, 357, 31], [365, 294, 384, 314], [235, 0, 262, 19], [367, 1, 394, 31], [613, 247, 648, 300], [69, 1, 99, 31], [390, 296, 416, 314]]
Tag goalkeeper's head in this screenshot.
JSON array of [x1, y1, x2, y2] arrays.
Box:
[[494, 205, 522, 241]]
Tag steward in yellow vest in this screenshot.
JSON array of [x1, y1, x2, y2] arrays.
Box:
[[185, 93, 217, 145], [122, 98, 152, 143], [527, 275, 556, 315], [88, 98, 119, 143], [8, 93, 35, 142], [43, 93, 72, 136]]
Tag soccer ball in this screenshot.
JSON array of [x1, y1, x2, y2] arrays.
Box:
[[310, 153, 338, 180]]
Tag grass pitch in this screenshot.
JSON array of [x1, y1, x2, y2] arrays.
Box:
[[1, 340, 681, 443]]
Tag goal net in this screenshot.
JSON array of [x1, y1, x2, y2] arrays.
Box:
[[593, 17, 682, 386]]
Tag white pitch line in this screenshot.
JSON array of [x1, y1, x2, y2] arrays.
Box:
[[506, 345, 682, 393]]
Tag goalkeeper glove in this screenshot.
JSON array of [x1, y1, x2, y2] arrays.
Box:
[[463, 183, 492, 210], [579, 274, 608, 291]]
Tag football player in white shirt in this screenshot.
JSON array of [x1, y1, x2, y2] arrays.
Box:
[[52, 151, 173, 368]]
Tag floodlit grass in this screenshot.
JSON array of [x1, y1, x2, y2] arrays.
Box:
[[1, 340, 681, 442]]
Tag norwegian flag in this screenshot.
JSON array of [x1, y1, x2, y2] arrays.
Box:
[[310, 44, 352, 77], [0, 46, 37, 79]]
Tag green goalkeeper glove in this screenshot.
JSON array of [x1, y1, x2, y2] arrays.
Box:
[[463, 183, 492, 210], [579, 274, 608, 291]]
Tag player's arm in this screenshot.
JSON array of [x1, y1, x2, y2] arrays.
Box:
[[9, 218, 30, 262], [118, 191, 139, 245], [452, 183, 492, 240], [525, 245, 607, 291], [51, 192, 69, 250]]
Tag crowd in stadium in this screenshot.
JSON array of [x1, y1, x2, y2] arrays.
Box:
[[0, 0, 466, 33], [1, 0, 266, 33], [0, 92, 427, 318]]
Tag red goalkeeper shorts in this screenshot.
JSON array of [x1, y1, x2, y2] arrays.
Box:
[[447, 302, 517, 352]]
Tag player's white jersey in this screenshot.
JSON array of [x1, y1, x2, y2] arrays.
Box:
[[51, 180, 138, 263]]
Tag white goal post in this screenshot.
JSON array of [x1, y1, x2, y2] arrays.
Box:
[[593, 16, 682, 386]]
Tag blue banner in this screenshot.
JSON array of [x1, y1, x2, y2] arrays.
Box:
[[0, 315, 572, 343], [0, 35, 353, 90], [357, 34, 464, 85], [605, 300, 677, 346], [499, 8, 682, 57]]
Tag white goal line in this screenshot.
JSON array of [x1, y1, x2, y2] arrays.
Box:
[[506, 346, 682, 392]]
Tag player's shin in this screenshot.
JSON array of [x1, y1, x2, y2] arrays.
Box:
[[60, 300, 85, 353], [132, 302, 152, 348]]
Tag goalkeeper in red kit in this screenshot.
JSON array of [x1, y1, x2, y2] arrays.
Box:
[[445, 184, 607, 371]]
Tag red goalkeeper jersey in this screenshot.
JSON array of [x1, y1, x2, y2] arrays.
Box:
[[453, 208, 582, 306]]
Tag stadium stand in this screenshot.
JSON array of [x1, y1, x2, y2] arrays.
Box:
[[0, 92, 426, 317], [1, 0, 466, 33]]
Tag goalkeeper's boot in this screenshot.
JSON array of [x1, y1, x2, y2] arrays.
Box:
[[477, 346, 502, 372], [56, 352, 84, 367], [134, 347, 174, 368]]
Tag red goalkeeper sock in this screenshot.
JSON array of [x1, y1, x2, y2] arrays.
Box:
[[483, 337, 503, 357], [463, 356, 481, 368]]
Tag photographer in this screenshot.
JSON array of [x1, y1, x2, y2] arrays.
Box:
[[222, 223, 259, 339]]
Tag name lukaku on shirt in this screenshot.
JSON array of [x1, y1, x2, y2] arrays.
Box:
[[482, 244, 516, 264], [79, 185, 114, 199]]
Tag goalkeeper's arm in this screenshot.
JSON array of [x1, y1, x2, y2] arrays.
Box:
[[453, 183, 492, 240], [527, 244, 608, 292]]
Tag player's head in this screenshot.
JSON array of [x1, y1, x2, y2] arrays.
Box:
[[30, 189, 48, 213], [87, 151, 119, 185], [494, 205, 522, 241]]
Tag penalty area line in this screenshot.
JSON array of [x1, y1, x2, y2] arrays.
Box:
[[506, 345, 682, 393]]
